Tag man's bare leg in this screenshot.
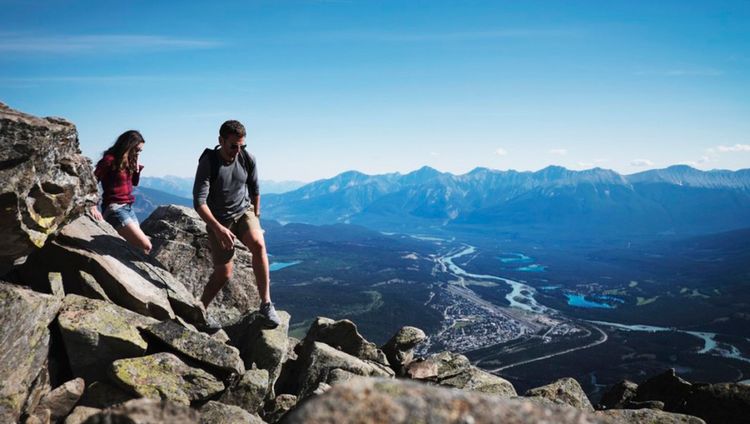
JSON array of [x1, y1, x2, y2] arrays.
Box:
[[240, 227, 271, 303], [201, 261, 233, 307]]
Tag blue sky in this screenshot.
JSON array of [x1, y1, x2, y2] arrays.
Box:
[[1, 0, 749, 181]]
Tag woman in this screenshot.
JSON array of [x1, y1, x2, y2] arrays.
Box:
[[90, 130, 152, 254]]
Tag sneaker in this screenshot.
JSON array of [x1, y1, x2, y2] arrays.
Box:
[[259, 302, 280, 329]]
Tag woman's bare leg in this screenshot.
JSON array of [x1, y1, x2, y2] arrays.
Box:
[[116, 222, 152, 254]]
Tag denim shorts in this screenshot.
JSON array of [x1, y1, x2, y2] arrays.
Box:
[[103, 203, 138, 229]]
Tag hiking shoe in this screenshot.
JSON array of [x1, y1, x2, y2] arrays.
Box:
[[259, 302, 280, 329]]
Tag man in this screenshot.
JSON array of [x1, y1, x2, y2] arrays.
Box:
[[193, 120, 280, 328]]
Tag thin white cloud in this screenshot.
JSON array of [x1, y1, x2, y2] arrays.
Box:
[[634, 68, 724, 77], [429, 151, 439, 157], [494, 148, 508, 156], [548, 148, 568, 155], [310, 28, 581, 43], [630, 159, 655, 167], [716, 144, 750, 152], [0, 34, 221, 54]]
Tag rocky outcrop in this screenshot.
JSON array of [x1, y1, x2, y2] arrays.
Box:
[[284, 377, 612, 424], [406, 351, 516, 397], [144, 320, 245, 376], [0, 282, 62, 423], [683, 382, 750, 424], [82, 398, 200, 424], [0, 102, 97, 274], [57, 294, 157, 383], [525, 377, 594, 411], [224, 310, 291, 398], [303, 317, 388, 366], [22, 215, 206, 322], [31, 377, 85, 422], [295, 341, 393, 398], [597, 409, 706, 423], [63, 406, 100, 424], [141, 205, 260, 322], [199, 401, 263, 424], [263, 394, 297, 423], [110, 352, 225, 405], [381, 326, 426, 375], [218, 368, 270, 414], [599, 379, 639, 409], [634, 369, 693, 411]]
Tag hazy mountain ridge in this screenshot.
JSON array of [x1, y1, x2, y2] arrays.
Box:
[[264, 165, 750, 237], [140, 175, 306, 197]]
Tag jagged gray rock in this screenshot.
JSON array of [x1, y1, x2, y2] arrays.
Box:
[[303, 317, 388, 366], [81, 398, 199, 424], [263, 394, 297, 423], [0, 102, 97, 274], [0, 282, 62, 423], [381, 326, 426, 375], [78, 381, 135, 409], [57, 294, 157, 383], [144, 320, 245, 376], [440, 366, 517, 397], [597, 408, 705, 423], [63, 406, 100, 424], [525, 377, 593, 411], [199, 401, 264, 424], [21, 364, 50, 421], [283, 377, 613, 424], [634, 368, 692, 411], [141, 205, 260, 323], [219, 368, 270, 415], [25, 215, 206, 322], [109, 352, 225, 405], [296, 342, 393, 398], [406, 351, 515, 396], [34, 377, 85, 421], [599, 379, 638, 409], [683, 382, 750, 424]]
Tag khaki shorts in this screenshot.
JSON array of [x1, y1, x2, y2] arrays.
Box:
[[206, 208, 262, 264]]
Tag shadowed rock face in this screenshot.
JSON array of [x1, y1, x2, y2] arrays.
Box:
[[0, 282, 62, 423], [141, 205, 260, 323], [525, 377, 594, 412], [283, 378, 614, 424], [597, 409, 706, 423], [0, 102, 97, 274], [81, 398, 200, 424]]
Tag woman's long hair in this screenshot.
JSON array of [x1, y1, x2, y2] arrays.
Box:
[[103, 130, 144, 172]]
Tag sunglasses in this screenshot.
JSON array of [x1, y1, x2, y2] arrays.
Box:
[[228, 143, 245, 150]]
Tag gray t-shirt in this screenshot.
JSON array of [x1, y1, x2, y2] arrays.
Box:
[[193, 150, 259, 222]]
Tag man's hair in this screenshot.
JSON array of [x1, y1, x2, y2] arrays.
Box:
[[219, 120, 247, 139]]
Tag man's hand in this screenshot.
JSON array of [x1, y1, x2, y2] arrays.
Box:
[[213, 223, 236, 250], [90, 205, 103, 221]]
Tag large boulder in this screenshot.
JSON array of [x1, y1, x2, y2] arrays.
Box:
[[303, 317, 388, 366], [0, 102, 97, 274], [199, 401, 263, 424], [141, 205, 260, 323], [634, 369, 693, 411], [81, 398, 200, 424], [406, 351, 516, 397], [218, 368, 270, 415], [683, 382, 750, 424], [144, 320, 245, 376], [381, 326, 427, 376], [57, 294, 157, 383], [296, 342, 393, 398], [597, 409, 705, 423], [32, 377, 85, 422], [0, 282, 62, 423], [22, 215, 206, 322], [598, 379, 639, 410], [224, 310, 291, 398], [283, 378, 613, 424], [110, 352, 225, 405], [525, 377, 594, 411]]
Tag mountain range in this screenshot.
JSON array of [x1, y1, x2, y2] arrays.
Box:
[[262, 165, 750, 239]]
